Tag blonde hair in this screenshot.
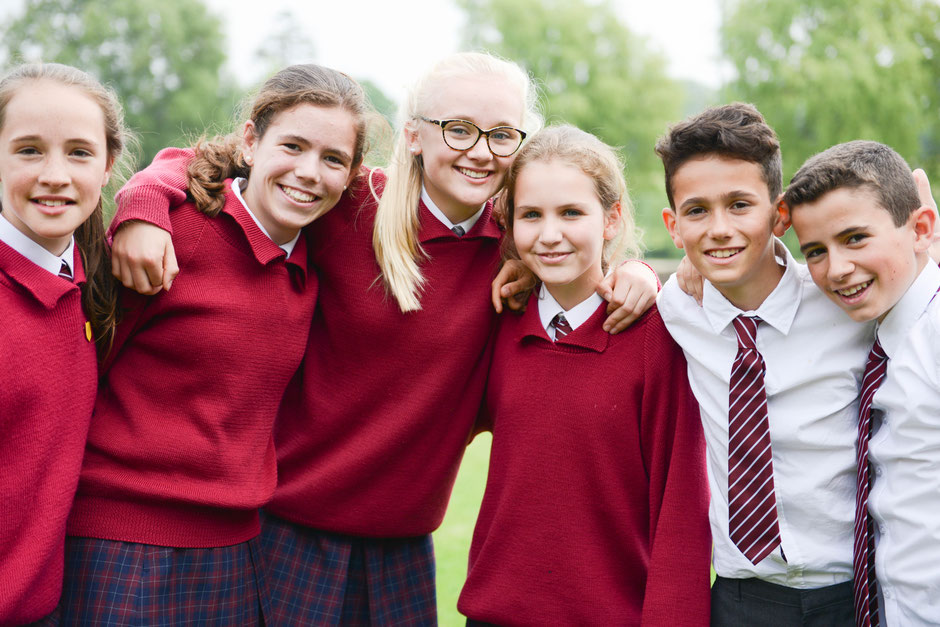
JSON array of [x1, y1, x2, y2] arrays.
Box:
[[504, 125, 641, 271], [372, 52, 543, 312], [187, 64, 374, 216], [0, 62, 136, 358]]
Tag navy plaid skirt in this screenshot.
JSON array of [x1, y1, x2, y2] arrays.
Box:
[[59, 535, 271, 626], [259, 510, 437, 626]]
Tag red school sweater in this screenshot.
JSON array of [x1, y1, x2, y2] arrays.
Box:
[[0, 243, 96, 626], [67, 183, 315, 548], [110, 150, 502, 537], [458, 295, 712, 626]]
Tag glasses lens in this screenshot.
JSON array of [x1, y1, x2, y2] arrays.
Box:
[[487, 127, 523, 156], [441, 120, 480, 150]]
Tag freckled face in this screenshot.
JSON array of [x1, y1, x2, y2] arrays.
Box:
[[0, 80, 112, 255]]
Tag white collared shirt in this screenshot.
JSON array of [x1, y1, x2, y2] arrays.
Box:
[[0, 210, 75, 276], [232, 178, 299, 256], [868, 260, 940, 626], [537, 284, 603, 340], [421, 187, 484, 234], [657, 243, 873, 588]]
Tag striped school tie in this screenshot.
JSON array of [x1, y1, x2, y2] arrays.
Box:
[[728, 315, 781, 564], [451, 225, 465, 237], [551, 313, 572, 341], [58, 259, 73, 280], [854, 340, 886, 627]]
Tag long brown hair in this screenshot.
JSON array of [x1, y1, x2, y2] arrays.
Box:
[[0, 62, 135, 358], [187, 64, 373, 216]]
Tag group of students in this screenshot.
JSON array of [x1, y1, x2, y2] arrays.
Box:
[[0, 50, 936, 627]]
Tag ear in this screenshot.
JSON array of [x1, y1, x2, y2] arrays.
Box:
[[101, 157, 114, 188], [910, 204, 936, 253], [603, 201, 622, 241], [405, 120, 422, 156], [242, 120, 259, 166], [773, 195, 791, 237], [661, 207, 684, 250]]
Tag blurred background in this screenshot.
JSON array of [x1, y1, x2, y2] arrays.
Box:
[[4, 0, 938, 622]]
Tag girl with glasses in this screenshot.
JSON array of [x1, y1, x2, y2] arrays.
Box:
[[106, 52, 658, 623]]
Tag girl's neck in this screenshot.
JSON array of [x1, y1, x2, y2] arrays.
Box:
[[544, 265, 604, 311]]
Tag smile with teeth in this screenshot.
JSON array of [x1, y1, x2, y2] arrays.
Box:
[[279, 184, 318, 203], [706, 248, 742, 259], [835, 280, 872, 297], [33, 199, 72, 206], [457, 167, 489, 179]]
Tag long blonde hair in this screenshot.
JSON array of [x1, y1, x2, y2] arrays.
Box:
[[504, 125, 641, 271], [372, 52, 543, 312]]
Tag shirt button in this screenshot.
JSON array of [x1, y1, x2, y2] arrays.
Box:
[[875, 466, 883, 477], [880, 525, 887, 535]]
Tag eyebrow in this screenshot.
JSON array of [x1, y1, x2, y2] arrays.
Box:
[[278, 134, 353, 163], [798, 225, 867, 254], [444, 117, 519, 129], [678, 189, 759, 210], [9, 134, 101, 147]]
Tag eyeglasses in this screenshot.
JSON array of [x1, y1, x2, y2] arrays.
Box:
[[420, 117, 526, 157]]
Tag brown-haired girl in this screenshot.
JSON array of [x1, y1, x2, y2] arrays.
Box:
[[459, 125, 712, 625], [0, 62, 128, 625], [59, 63, 371, 624]]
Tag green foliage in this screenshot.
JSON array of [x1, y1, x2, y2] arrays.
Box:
[[458, 0, 685, 256], [2, 0, 240, 166], [721, 0, 940, 187]]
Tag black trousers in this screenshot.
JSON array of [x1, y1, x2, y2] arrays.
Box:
[[711, 576, 854, 626]]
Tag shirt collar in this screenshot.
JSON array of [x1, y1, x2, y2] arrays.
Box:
[[421, 186, 485, 234], [536, 283, 605, 333], [0, 239, 84, 308], [232, 178, 300, 256], [0, 210, 76, 276], [877, 259, 940, 357], [702, 238, 801, 336]]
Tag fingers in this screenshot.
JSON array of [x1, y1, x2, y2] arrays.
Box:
[[491, 277, 504, 314], [162, 240, 179, 291], [501, 278, 533, 312], [110, 220, 174, 295]]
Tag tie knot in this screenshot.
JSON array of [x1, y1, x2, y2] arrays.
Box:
[[451, 225, 466, 237], [58, 259, 73, 280], [732, 315, 761, 350], [551, 313, 572, 340]]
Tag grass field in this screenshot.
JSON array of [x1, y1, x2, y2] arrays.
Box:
[[432, 432, 491, 626]]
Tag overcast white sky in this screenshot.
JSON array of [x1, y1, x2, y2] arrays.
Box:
[[3, 0, 727, 99], [204, 0, 728, 99]]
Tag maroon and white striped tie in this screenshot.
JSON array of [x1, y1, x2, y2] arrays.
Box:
[[551, 313, 572, 341], [854, 339, 886, 627], [58, 259, 72, 280], [728, 315, 781, 564]]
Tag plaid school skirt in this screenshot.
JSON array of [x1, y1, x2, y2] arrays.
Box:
[[60, 535, 271, 626], [259, 510, 437, 626]]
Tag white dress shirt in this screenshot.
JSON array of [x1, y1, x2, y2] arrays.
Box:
[[0, 210, 75, 276], [657, 243, 873, 588], [536, 284, 603, 340], [421, 187, 485, 234], [868, 260, 940, 626]]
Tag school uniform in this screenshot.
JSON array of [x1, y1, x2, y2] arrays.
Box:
[[0, 214, 95, 627], [61, 180, 315, 624], [657, 243, 873, 626], [110, 150, 503, 625], [458, 287, 710, 626], [867, 260, 940, 626]]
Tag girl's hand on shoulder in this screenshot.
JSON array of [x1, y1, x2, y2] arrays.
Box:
[[111, 220, 179, 295], [597, 260, 659, 334], [676, 255, 703, 305], [491, 259, 537, 313]]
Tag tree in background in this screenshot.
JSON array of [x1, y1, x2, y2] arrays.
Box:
[[722, 0, 940, 186], [458, 0, 684, 254], [1, 0, 239, 167]]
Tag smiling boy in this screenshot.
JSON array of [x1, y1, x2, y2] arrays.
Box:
[[655, 103, 872, 626], [785, 140, 937, 627]]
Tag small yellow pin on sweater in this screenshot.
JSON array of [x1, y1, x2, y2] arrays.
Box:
[[85, 321, 93, 342]]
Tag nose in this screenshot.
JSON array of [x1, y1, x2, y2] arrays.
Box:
[[465, 134, 494, 162], [706, 209, 733, 239], [38, 152, 70, 187], [294, 153, 322, 183], [538, 215, 563, 245], [827, 248, 854, 282]]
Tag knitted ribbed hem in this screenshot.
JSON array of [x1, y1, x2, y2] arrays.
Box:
[[66, 494, 260, 548]]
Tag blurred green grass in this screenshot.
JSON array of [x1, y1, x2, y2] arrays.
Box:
[[433, 432, 491, 626]]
